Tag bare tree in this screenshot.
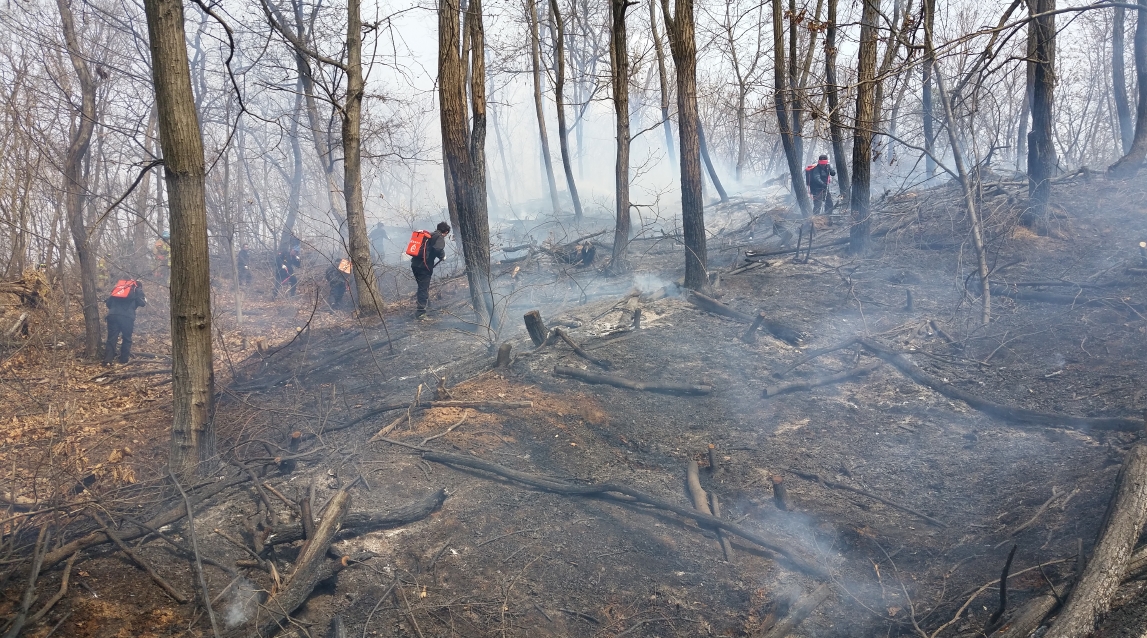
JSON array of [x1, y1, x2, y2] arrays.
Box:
[[1026, 0, 1056, 218], [1110, 0, 1147, 177], [440, 0, 496, 325], [825, 0, 849, 204], [848, 0, 879, 254], [142, 0, 216, 476], [1113, 4, 1133, 153], [921, 0, 936, 178], [549, 0, 583, 220], [650, 0, 676, 167], [659, 0, 707, 291], [55, 0, 101, 358], [773, 0, 811, 216], [527, 0, 561, 215], [608, 0, 631, 272]]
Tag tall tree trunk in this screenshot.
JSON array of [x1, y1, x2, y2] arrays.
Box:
[[1110, 0, 1147, 177], [143, 0, 216, 476], [609, 0, 631, 272], [440, 0, 496, 326], [549, 0, 583, 220], [825, 0, 849, 205], [788, 0, 804, 165], [921, 0, 936, 177], [281, 88, 303, 255], [1026, 0, 1056, 217], [773, 0, 812, 216], [527, 0, 561, 215], [849, 0, 879, 254], [342, 0, 383, 314], [1114, 6, 1134, 153], [650, 0, 676, 167], [56, 0, 101, 358], [698, 121, 727, 202], [659, 0, 707, 291], [735, 88, 747, 181]]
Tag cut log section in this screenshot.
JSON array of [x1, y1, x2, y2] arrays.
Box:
[[1044, 444, 1147, 638], [524, 310, 549, 346], [554, 365, 711, 395], [495, 343, 512, 368]]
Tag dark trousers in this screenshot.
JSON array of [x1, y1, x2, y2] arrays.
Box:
[[812, 189, 834, 216], [412, 261, 433, 313], [329, 282, 346, 309], [104, 315, 135, 363], [238, 265, 251, 285]]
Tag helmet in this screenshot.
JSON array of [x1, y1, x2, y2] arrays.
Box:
[[161, 232, 170, 240]]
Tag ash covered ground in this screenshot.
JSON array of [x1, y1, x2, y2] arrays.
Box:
[[5, 175, 1147, 637]]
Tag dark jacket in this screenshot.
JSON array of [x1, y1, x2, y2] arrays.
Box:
[[105, 282, 146, 319], [412, 231, 446, 270], [809, 161, 836, 192]]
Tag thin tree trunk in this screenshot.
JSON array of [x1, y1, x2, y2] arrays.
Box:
[[1026, 0, 1056, 218], [1109, 0, 1147, 177], [922, 0, 936, 178], [698, 121, 727, 202], [825, 0, 849, 205], [1114, 6, 1134, 153], [788, 0, 804, 165], [527, 0, 561, 215], [549, 0, 583, 220], [56, 0, 101, 358], [659, 0, 707, 291], [281, 88, 303, 255], [773, 0, 812, 216], [143, 0, 216, 476], [342, 0, 383, 314], [650, 0, 676, 167], [609, 0, 631, 272], [849, 0, 879, 254]]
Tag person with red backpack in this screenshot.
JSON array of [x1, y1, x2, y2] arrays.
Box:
[[408, 221, 450, 319], [805, 154, 837, 216], [103, 279, 147, 365]]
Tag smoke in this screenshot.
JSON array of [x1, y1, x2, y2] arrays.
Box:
[[224, 577, 261, 628], [632, 273, 677, 296]]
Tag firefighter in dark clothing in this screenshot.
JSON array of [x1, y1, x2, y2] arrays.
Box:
[[103, 279, 147, 365], [807, 154, 836, 216], [237, 244, 252, 286], [273, 248, 301, 299], [411, 222, 450, 319], [325, 259, 353, 310]]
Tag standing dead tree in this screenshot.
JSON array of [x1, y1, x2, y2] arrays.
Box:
[[848, 0, 879, 254], [659, 0, 708, 291], [1025, 0, 1057, 221], [649, 0, 676, 167], [825, 0, 850, 203]]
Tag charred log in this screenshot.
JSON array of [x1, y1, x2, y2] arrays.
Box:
[[554, 365, 711, 395]]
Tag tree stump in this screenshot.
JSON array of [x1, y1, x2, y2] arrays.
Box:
[[524, 310, 548, 346], [495, 343, 512, 368]]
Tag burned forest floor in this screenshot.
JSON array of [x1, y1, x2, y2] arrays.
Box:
[[5, 172, 1147, 638]]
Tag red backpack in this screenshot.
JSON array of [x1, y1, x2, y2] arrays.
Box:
[[405, 230, 432, 258], [110, 279, 138, 299]]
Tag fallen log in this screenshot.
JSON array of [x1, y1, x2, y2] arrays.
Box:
[[553, 328, 611, 369], [760, 583, 831, 638], [239, 490, 351, 638], [414, 448, 826, 577], [231, 333, 410, 392], [554, 365, 711, 395], [744, 237, 851, 261], [686, 461, 727, 558], [263, 488, 446, 548], [710, 493, 734, 561], [859, 339, 1145, 432], [688, 291, 753, 322], [1044, 444, 1147, 638], [988, 283, 1146, 313], [92, 512, 189, 604], [763, 362, 882, 398], [788, 469, 947, 528]]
